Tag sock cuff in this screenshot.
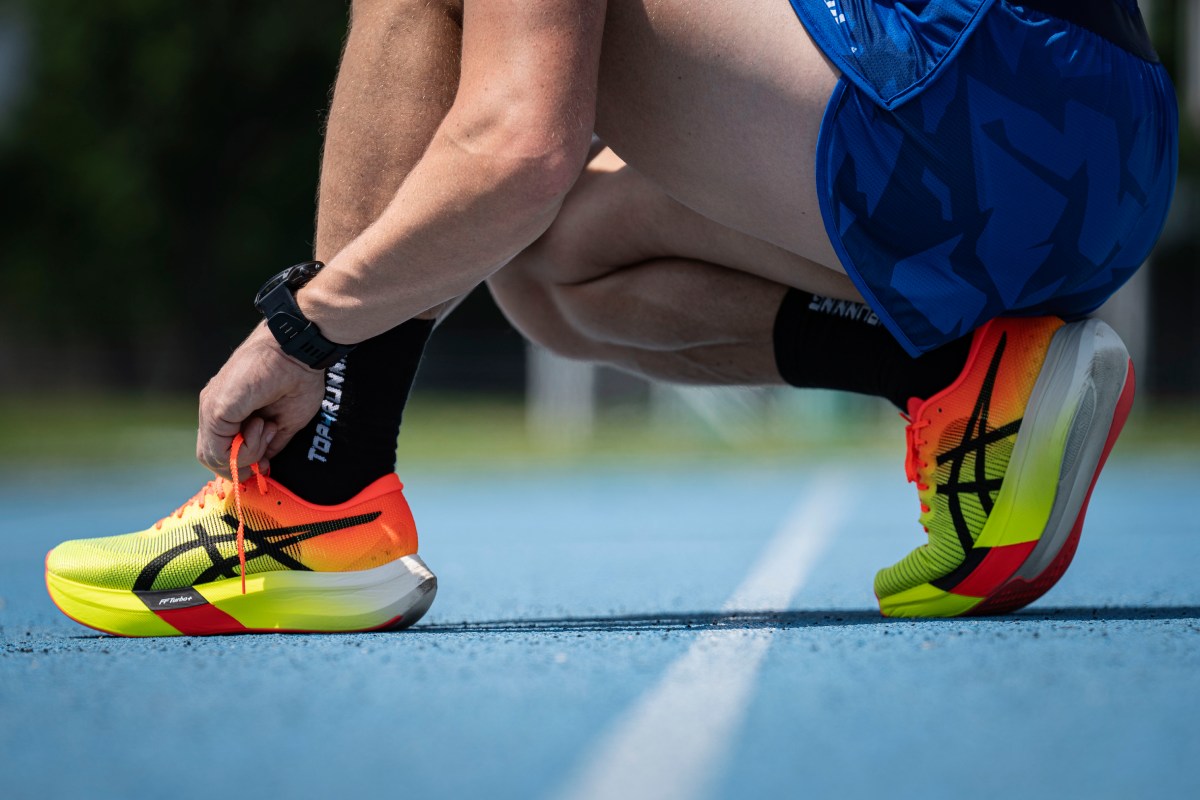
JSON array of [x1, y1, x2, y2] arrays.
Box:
[[772, 288, 813, 388]]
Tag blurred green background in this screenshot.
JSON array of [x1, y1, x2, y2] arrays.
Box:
[[0, 0, 1196, 466]]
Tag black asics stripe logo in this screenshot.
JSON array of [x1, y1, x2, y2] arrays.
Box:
[[935, 333, 1022, 556], [132, 512, 381, 592]]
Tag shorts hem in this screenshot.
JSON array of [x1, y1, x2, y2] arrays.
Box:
[[814, 78, 925, 358]]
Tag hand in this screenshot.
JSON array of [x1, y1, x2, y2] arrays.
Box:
[[197, 323, 326, 477]]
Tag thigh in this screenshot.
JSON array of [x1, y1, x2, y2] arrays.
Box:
[[595, 0, 841, 269], [532, 148, 858, 300], [489, 148, 860, 362]]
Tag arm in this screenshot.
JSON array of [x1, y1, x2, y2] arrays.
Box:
[[300, 0, 606, 343], [197, 0, 607, 473]]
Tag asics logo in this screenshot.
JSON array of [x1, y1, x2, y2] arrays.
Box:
[[133, 511, 380, 592], [934, 333, 1022, 555]]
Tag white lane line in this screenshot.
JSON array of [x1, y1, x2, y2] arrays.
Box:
[[553, 476, 848, 800]]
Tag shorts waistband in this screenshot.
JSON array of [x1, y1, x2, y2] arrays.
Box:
[[1006, 0, 1158, 62]]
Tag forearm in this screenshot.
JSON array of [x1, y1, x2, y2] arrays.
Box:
[[293, 0, 604, 344], [297, 121, 581, 345]]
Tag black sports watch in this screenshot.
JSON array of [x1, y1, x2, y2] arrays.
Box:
[[253, 261, 355, 370]]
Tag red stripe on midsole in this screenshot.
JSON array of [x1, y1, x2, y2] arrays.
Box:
[[952, 540, 1038, 597], [154, 601, 246, 635]]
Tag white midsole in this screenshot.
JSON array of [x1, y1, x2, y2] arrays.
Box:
[[1003, 319, 1129, 581], [193, 554, 438, 629]]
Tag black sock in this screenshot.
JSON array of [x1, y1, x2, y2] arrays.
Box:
[[772, 289, 971, 410], [268, 317, 435, 504]]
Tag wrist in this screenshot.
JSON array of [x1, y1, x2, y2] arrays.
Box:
[[294, 280, 362, 347], [251, 323, 325, 373], [254, 261, 356, 370]]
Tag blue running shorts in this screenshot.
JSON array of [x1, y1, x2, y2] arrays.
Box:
[[787, 0, 1178, 355]]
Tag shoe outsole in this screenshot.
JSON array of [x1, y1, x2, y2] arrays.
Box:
[[878, 319, 1133, 618], [46, 554, 437, 637]]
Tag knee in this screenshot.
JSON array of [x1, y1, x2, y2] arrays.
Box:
[[489, 162, 633, 359], [497, 238, 599, 348], [512, 160, 632, 286], [486, 269, 609, 363]]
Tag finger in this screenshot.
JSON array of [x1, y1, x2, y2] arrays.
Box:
[[198, 434, 234, 477], [259, 398, 316, 461], [236, 417, 268, 468], [263, 425, 298, 461], [196, 413, 235, 475], [262, 422, 278, 453], [197, 401, 240, 477]]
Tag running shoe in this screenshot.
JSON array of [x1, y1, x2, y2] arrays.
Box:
[[875, 316, 1135, 617], [45, 440, 436, 636]]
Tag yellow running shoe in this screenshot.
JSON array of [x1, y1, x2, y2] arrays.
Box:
[[45, 443, 436, 636], [875, 316, 1135, 617]]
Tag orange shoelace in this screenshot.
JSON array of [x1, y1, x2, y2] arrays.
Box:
[[153, 433, 268, 594], [229, 433, 269, 593], [902, 411, 933, 521]]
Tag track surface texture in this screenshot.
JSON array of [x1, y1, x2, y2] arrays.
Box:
[[2, 454, 1198, 799]]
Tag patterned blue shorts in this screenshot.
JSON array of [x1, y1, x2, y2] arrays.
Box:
[[788, 0, 1178, 355]]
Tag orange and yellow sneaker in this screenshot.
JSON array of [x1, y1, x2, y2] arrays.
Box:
[[45, 446, 436, 636], [875, 316, 1135, 617]]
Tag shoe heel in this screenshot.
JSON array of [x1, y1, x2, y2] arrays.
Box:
[[970, 353, 1135, 615]]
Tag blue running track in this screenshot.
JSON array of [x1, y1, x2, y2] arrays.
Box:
[[2, 453, 1198, 799]]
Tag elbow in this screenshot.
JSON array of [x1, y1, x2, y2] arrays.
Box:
[[442, 109, 592, 212], [480, 130, 588, 215]]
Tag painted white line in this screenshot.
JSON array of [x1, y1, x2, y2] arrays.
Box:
[[553, 476, 848, 800]]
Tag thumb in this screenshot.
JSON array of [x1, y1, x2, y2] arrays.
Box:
[[235, 417, 271, 469]]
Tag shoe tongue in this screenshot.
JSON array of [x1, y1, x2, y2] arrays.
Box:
[[906, 396, 925, 419]]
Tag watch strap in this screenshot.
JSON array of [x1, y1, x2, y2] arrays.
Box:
[[256, 276, 354, 371]]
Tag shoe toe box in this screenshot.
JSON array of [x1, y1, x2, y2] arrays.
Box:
[[46, 534, 146, 591]]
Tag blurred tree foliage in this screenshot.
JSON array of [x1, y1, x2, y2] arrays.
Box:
[[0, 1, 348, 390], [0, 0, 1196, 396]]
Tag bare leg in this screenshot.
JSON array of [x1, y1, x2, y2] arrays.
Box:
[[316, 0, 850, 380], [594, 0, 843, 269], [491, 0, 860, 384], [491, 150, 862, 385], [266, 0, 467, 502], [321, 0, 843, 335], [315, 0, 464, 319]]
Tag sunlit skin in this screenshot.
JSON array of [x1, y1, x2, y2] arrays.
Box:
[[197, 0, 862, 476]]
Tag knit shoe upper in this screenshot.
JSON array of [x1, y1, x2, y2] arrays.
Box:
[[46, 472, 419, 594], [874, 316, 1064, 601]]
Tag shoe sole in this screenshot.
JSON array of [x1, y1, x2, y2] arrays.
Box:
[[878, 319, 1134, 618], [46, 554, 437, 636]]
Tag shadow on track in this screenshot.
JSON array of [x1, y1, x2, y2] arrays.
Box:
[[38, 606, 1197, 643], [413, 606, 1200, 634]]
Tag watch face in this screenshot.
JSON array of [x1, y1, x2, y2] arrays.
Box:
[[254, 261, 323, 307], [254, 270, 292, 307], [287, 261, 322, 288]]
